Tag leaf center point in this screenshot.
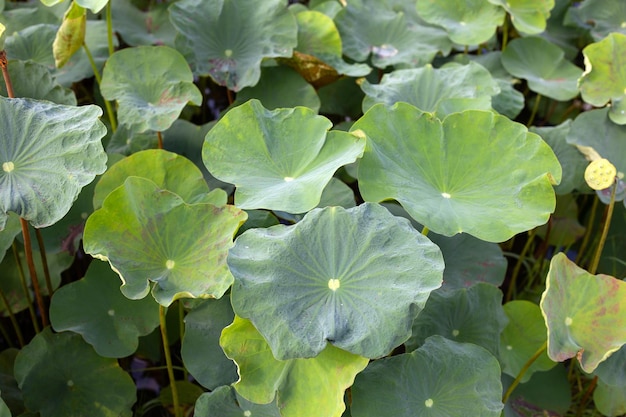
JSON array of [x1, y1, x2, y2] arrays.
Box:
[[441, 192, 451, 199], [565, 317, 573, 326], [2, 161, 15, 172], [425, 398, 434, 408], [165, 260, 176, 270], [328, 278, 340, 291], [284, 177, 294, 182]]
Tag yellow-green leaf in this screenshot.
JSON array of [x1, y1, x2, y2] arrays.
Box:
[[53, 1, 86, 69]]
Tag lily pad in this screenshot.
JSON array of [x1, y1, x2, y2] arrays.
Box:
[[202, 99, 365, 213], [353, 103, 561, 242], [567, 0, 626, 41], [195, 386, 281, 417], [406, 283, 507, 357], [540, 253, 626, 373], [93, 149, 226, 209], [0, 213, 20, 263], [100, 45, 202, 133], [229, 203, 444, 359], [0, 60, 76, 105], [49, 261, 160, 358], [14, 328, 136, 417], [0, 97, 107, 228], [361, 62, 500, 116], [501, 36, 581, 101], [169, 0, 297, 91], [488, 0, 555, 34], [181, 297, 238, 390], [594, 344, 626, 386], [112, 0, 177, 47], [500, 300, 556, 383], [220, 316, 369, 417], [578, 33, 626, 125], [83, 176, 247, 306], [416, 0, 505, 45], [351, 335, 503, 417], [594, 380, 626, 417]]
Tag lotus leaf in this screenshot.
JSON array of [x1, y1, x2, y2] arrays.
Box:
[[540, 253, 626, 373], [229, 203, 444, 359], [594, 380, 626, 417], [0, 60, 76, 105], [112, 0, 176, 47], [202, 99, 365, 213], [220, 316, 369, 417], [568, 0, 626, 41], [594, 345, 626, 386], [100, 45, 202, 133], [351, 335, 503, 417], [354, 103, 561, 242], [488, 0, 555, 34], [195, 386, 281, 417], [0, 97, 107, 228], [0, 213, 20, 262], [169, 0, 297, 91], [52, 1, 85, 68], [83, 176, 247, 306]]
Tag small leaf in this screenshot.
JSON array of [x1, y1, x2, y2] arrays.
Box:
[[540, 253, 626, 373], [0, 60, 76, 105], [53, 1, 86, 69], [488, 0, 555, 34], [75, 0, 108, 14]]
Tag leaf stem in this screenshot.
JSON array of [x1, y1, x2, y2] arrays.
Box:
[[12, 242, 40, 333], [82, 42, 117, 132], [226, 87, 234, 106], [106, 1, 115, 57], [421, 226, 429, 236], [527, 94, 542, 127], [506, 228, 536, 302], [157, 131, 163, 150], [178, 301, 188, 381], [159, 305, 181, 417], [0, 51, 15, 98], [20, 218, 48, 328], [575, 376, 598, 417], [0, 282, 24, 347], [502, 341, 547, 404], [501, 16, 509, 51], [35, 229, 54, 296], [588, 179, 618, 275]]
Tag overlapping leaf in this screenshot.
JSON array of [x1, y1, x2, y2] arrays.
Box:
[[195, 386, 281, 417], [220, 316, 368, 417], [229, 203, 444, 359], [540, 253, 626, 373], [568, 0, 626, 41], [83, 177, 246, 306], [202, 99, 365, 213], [488, 0, 555, 34], [0, 97, 107, 228], [354, 103, 561, 242], [0, 60, 76, 105]]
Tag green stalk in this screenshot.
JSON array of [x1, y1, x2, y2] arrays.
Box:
[[12, 242, 40, 333], [526, 94, 542, 127], [35, 229, 54, 297], [157, 131, 163, 150], [501, 16, 509, 51], [106, 1, 115, 57], [0, 51, 15, 98], [178, 302, 189, 381], [588, 179, 618, 275], [159, 305, 181, 417], [0, 284, 24, 347], [20, 218, 48, 328], [502, 341, 547, 404], [506, 228, 536, 302], [83, 42, 117, 132], [421, 226, 429, 236]]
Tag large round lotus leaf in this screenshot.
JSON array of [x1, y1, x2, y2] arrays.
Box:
[[501, 36, 581, 101], [487, 0, 555, 34], [416, 0, 505, 45], [406, 283, 507, 357], [540, 253, 626, 373], [354, 103, 561, 242], [202, 99, 365, 213], [4, 24, 57, 68], [49, 261, 160, 358], [568, 0, 626, 41], [100, 45, 201, 133], [566, 108, 626, 178], [500, 300, 556, 383], [235, 65, 321, 112], [361, 62, 499, 117], [0, 60, 75, 105], [594, 380, 626, 417], [220, 316, 369, 417], [14, 328, 136, 417], [229, 203, 444, 360], [112, 0, 176, 47], [0, 97, 107, 228], [195, 386, 281, 417], [351, 335, 503, 417], [181, 297, 238, 390], [578, 33, 626, 125], [594, 345, 626, 386], [93, 149, 226, 209], [531, 121, 589, 194], [169, 0, 297, 91], [334, 0, 452, 68], [83, 177, 247, 307]]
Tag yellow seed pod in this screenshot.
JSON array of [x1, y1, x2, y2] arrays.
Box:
[[584, 158, 617, 190]]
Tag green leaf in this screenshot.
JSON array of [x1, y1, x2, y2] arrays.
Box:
[[169, 0, 297, 91], [579, 33, 626, 125], [361, 62, 500, 117], [354, 103, 561, 242], [93, 149, 226, 209], [75, 0, 108, 14], [83, 177, 247, 307], [501, 36, 581, 101], [53, 1, 86, 69], [181, 298, 238, 390], [202, 99, 365, 213], [407, 283, 507, 357], [0, 213, 20, 261], [0, 60, 76, 105], [567, 0, 626, 41], [0, 97, 107, 228], [195, 386, 282, 417], [504, 365, 572, 417], [229, 203, 444, 359], [111, 0, 176, 46], [500, 301, 556, 383], [49, 261, 160, 358], [416, 0, 505, 45], [488, 0, 555, 34], [351, 335, 503, 417], [594, 345, 626, 386], [594, 380, 626, 417], [540, 253, 626, 373], [14, 328, 135, 417], [220, 316, 369, 417], [100, 45, 202, 132], [0, 23, 5, 50]]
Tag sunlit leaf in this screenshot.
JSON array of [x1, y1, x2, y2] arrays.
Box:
[[0, 60, 76, 105], [488, 0, 555, 34], [111, 0, 176, 46], [53, 1, 86, 69]]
